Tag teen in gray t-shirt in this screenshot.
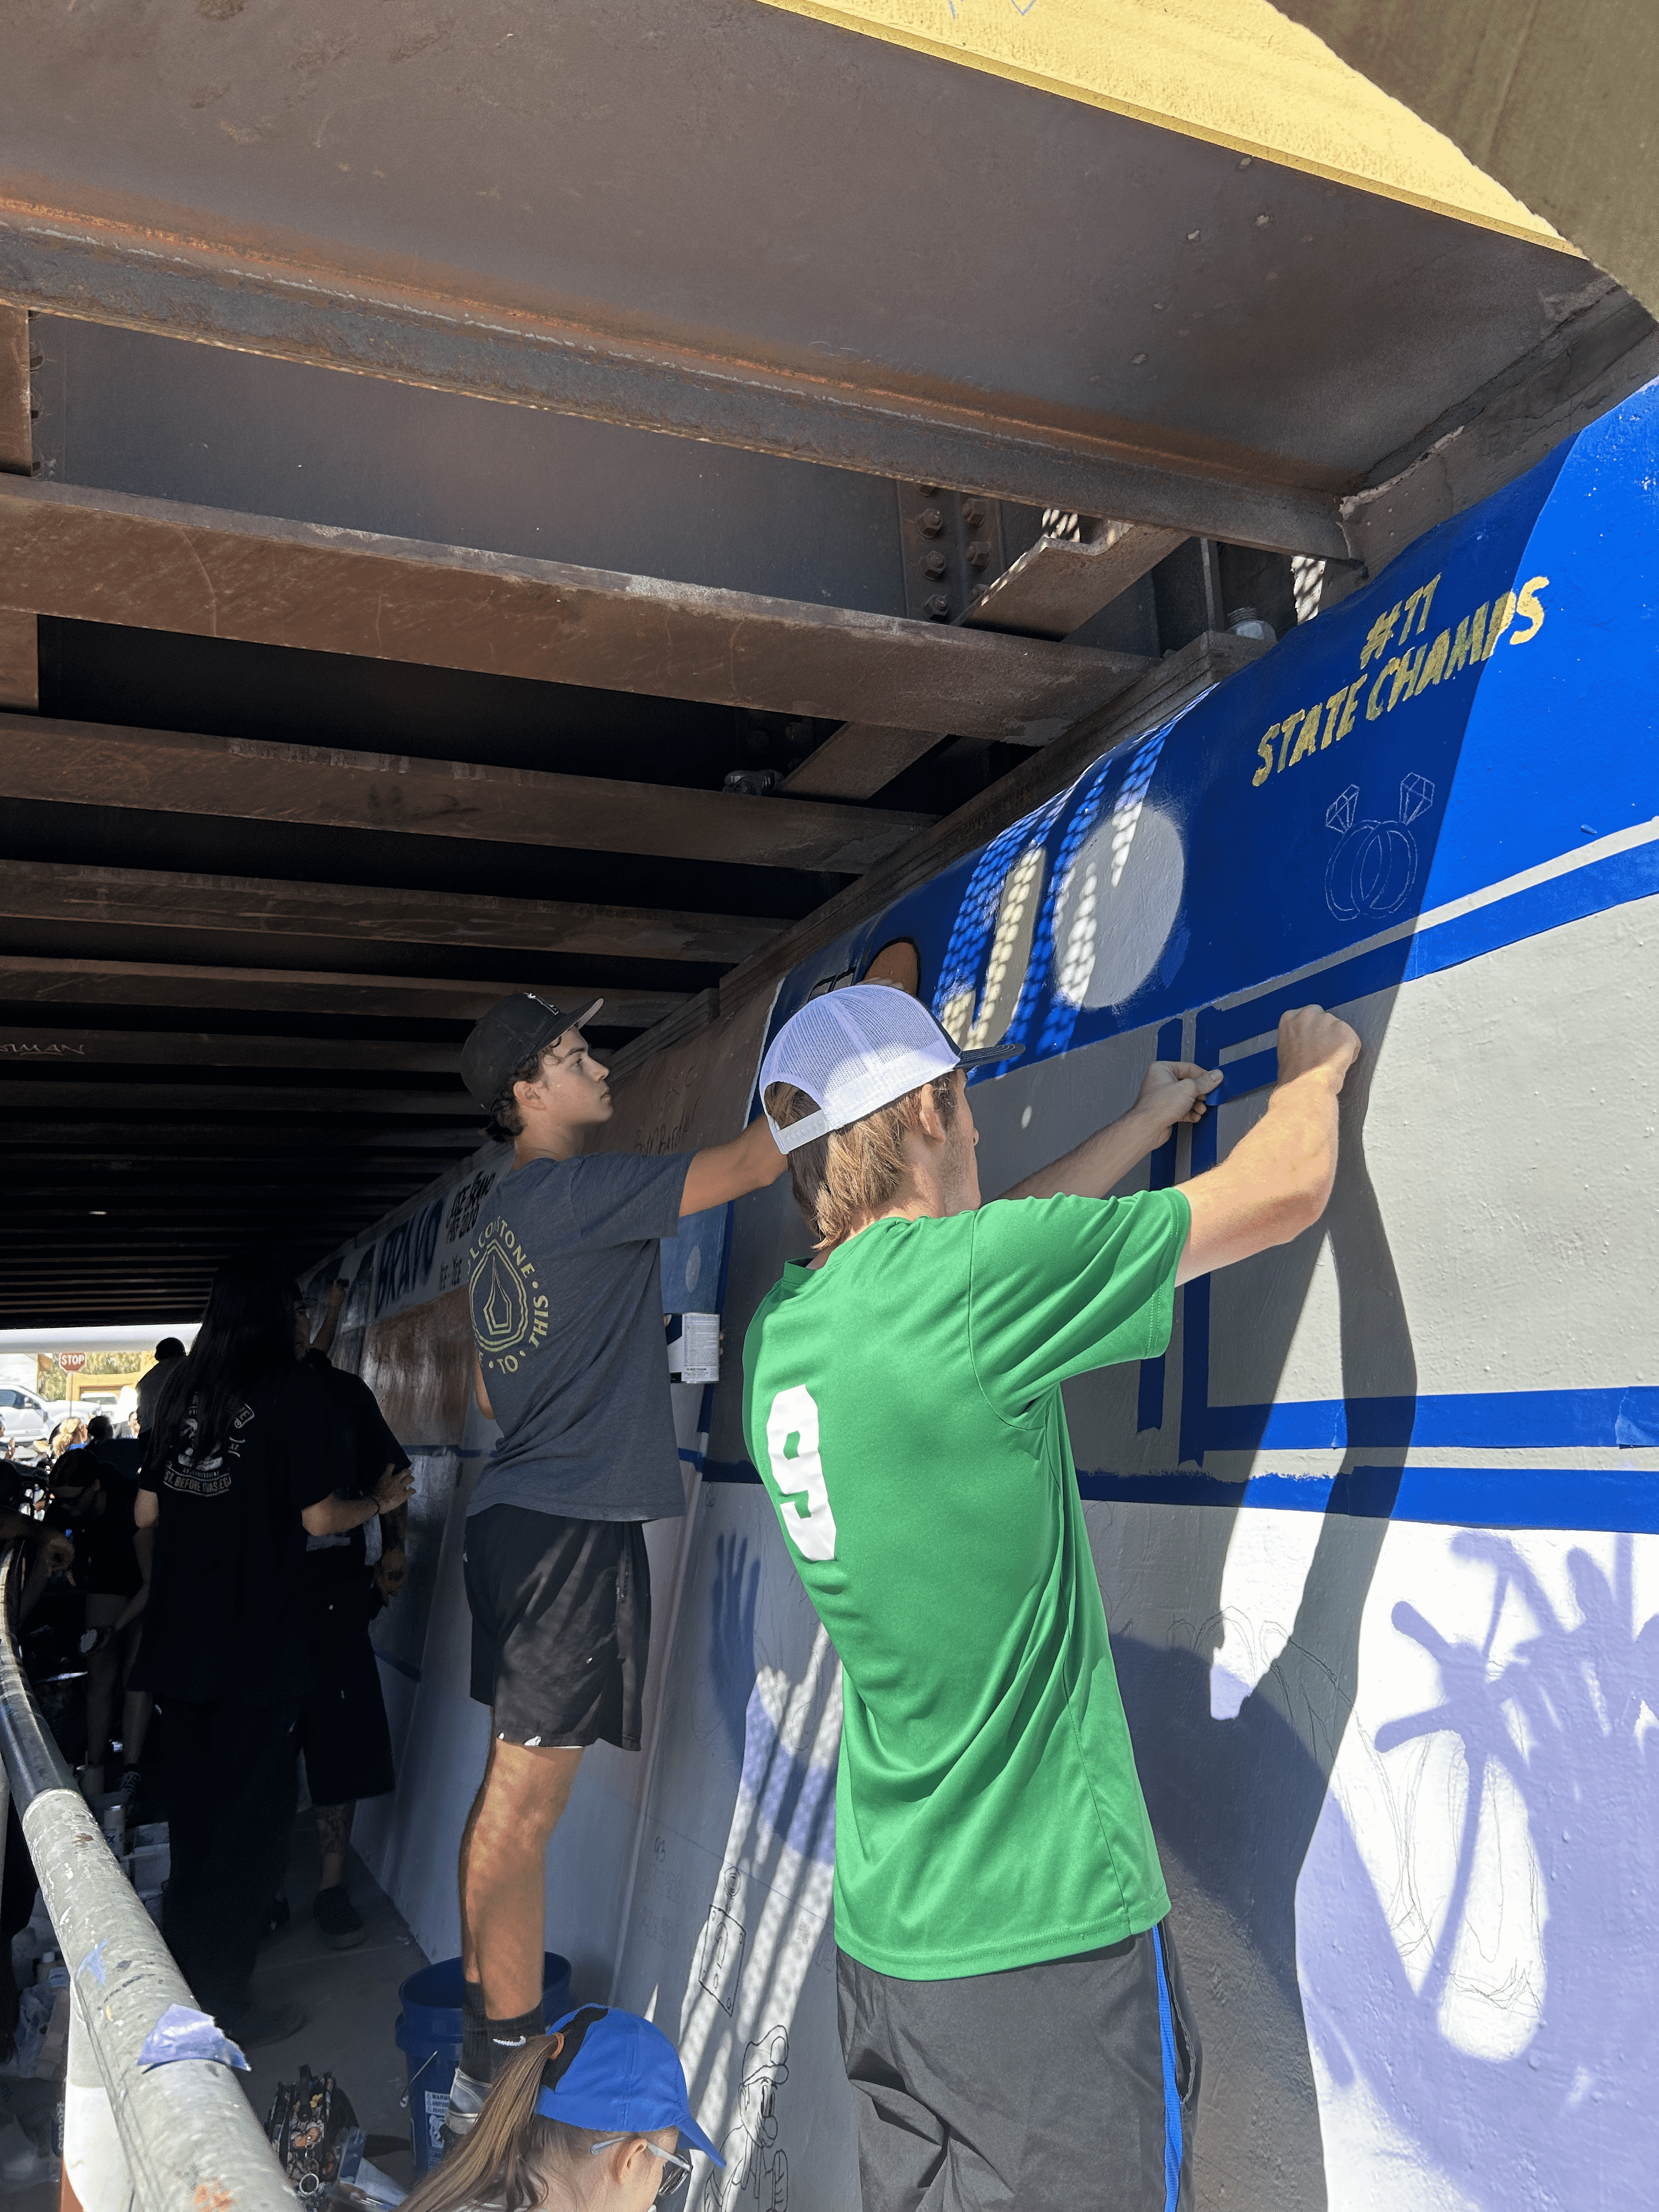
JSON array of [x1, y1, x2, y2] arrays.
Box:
[[466, 1149, 691, 1524], [446, 990, 783, 2132]]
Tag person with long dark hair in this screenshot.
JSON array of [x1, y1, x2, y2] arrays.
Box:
[[134, 1255, 414, 2046], [403, 2008, 722, 2212]]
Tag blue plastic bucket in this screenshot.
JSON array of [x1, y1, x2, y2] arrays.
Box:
[[395, 1953, 573, 2174]]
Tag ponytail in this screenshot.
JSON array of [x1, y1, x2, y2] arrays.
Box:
[[401, 2016, 611, 2212]]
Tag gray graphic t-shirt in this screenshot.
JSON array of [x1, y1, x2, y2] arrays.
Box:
[[465, 1149, 692, 1523]]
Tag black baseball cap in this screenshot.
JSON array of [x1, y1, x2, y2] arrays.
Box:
[[460, 993, 605, 1108]]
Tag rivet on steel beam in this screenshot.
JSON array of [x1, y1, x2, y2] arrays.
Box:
[[924, 594, 950, 620], [961, 504, 986, 528], [965, 542, 991, 569], [918, 508, 944, 538], [921, 550, 947, 579]]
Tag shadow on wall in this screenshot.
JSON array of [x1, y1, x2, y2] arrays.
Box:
[[1301, 1532, 1659, 2210], [1107, 999, 1420, 2210], [676, 1533, 839, 2210]]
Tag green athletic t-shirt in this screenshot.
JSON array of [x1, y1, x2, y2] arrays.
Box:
[[741, 1188, 1190, 1980]]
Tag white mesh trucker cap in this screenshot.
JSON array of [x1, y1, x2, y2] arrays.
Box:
[[758, 984, 1023, 1155]]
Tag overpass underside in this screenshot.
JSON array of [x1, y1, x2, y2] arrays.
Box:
[[0, 0, 1652, 1322]]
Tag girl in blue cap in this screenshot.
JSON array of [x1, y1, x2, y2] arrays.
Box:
[[405, 2006, 724, 2211]]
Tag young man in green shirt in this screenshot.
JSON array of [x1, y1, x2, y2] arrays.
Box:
[[742, 984, 1359, 2211]]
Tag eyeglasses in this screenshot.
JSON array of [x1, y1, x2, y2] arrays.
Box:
[[588, 2136, 693, 2205]]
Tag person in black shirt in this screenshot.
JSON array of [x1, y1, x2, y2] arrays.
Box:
[[136, 1256, 414, 2047], [44, 1443, 150, 1805], [261, 1293, 412, 1950]]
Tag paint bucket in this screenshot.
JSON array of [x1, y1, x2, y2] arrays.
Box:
[[395, 1954, 572, 2175]]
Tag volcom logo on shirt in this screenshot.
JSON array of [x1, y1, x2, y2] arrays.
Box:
[[766, 1385, 838, 1562], [467, 1216, 550, 1374]]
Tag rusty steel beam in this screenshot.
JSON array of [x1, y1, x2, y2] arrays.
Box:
[[0, 860, 783, 968], [0, 1028, 468, 1073], [0, 1080, 476, 1116], [960, 521, 1187, 641], [0, 216, 1351, 558], [0, 955, 683, 1026], [0, 476, 1152, 742], [0, 712, 927, 876], [782, 519, 1186, 800]]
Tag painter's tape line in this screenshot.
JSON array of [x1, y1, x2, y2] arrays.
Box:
[[1075, 1463, 1659, 1534], [1211, 1049, 1277, 1105]]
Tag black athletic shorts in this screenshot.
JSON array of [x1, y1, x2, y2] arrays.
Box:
[[463, 1504, 651, 1752], [837, 1920, 1201, 2212]]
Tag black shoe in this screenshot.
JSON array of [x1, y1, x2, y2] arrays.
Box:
[[312, 1883, 365, 1950], [258, 1895, 291, 1944], [225, 1999, 304, 2051]]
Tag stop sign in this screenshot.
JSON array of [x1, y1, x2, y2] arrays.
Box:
[[56, 1352, 86, 1372]]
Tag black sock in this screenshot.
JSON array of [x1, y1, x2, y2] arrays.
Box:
[[484, 2002, 544, 2080], [460, 1980, 490, 2081]]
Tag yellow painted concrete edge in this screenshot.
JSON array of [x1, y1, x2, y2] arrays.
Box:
[[756, 0, 1576, 255]]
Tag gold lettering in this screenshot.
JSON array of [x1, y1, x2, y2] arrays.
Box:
[[1468, 601, 1489, 661], [1277, 710, 1304, 772], [1289, 712, 1321, 768], [1389, 645, 1426, 708], [1482, 590, 1517, 658], [1253, 725, 1279, 787], [1448, 614, 1474, 676], [1414, 572, 1441, 635], [1333, 676, 1366, 743], [1366, 661, 1398, 720], [1361, 602, 1402, 670], [1509, 575, 1548, 646], [1414, 628, 1451, 693], [1318, 688, 1348, 747], [1398, 584, 1425, 638]]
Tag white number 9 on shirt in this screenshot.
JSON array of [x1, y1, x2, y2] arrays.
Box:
[[765, 1385, 837, 1562]]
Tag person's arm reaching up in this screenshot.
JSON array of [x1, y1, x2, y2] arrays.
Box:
[[679, 1114, 788, 1216], [1002, 1060, 1222, 1202], [1176, 1006, 1359, 1284]]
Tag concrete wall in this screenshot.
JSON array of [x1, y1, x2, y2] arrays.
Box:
[[319, 377, 1659, 2211]]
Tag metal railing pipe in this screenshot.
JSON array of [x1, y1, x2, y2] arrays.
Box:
[[0, 1540, 297, 2211]]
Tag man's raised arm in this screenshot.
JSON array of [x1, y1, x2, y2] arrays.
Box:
[[1001, 1060, 1222, 1203], [1176, 1006, 1359, 1284], [679, 1114, 787, 1216]]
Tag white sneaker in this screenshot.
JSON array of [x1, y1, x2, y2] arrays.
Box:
[[440, 2067, 490, 2149]]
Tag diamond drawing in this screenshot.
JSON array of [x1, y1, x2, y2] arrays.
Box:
[[1325, 785, 1359, 835], [1399, 772, 1435, 825]]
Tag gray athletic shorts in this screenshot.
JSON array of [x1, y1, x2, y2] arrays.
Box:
[[837, 1921, 1200, 2212]]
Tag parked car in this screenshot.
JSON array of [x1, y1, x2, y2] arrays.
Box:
[[0, 1387, 54, 1454]]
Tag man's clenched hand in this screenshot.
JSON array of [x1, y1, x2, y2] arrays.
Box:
[[1135, 1060, 1222, 1142]]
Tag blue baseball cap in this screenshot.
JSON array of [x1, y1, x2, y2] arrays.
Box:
[[534, 2007, 724, 2165]]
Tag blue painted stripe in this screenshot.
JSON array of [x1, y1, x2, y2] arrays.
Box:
[[1203, 1386, 1659, 1452], [1153, 1925, 1181, 2212], [1075, 1462, 1659, 1533]]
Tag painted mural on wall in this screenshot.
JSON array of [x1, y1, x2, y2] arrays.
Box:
[[327, 382, 1657, 2212]]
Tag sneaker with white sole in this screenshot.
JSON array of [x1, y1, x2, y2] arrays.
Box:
[[440, 2066, 490, 2151]]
